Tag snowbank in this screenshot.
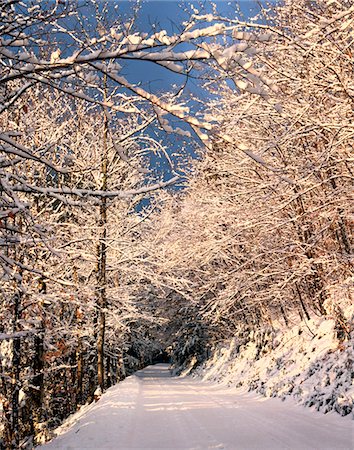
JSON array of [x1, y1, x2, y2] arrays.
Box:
[[40, 374, 142, 447], [194, 305, 354, 419]]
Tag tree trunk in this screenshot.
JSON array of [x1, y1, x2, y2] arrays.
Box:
[[295, 283, 310, 321], [10, 214, 23, 448], [96, 77, 108, 391], [11, 292, 21, 449], [76, 309, 83, 406], [32, 278, 46, 442], [32, 329, 44, 440]]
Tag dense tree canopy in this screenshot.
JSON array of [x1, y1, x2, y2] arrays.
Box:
[[1, 0, 353, 448], [131, 0, 353, 370]]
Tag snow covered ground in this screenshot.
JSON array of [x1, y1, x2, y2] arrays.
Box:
[[194, 308, 354, 419], [40, 364, 353, 449]]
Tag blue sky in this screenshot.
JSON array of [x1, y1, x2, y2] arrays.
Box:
[[94, 1, 265, 92], [75, 1, 272, 184]]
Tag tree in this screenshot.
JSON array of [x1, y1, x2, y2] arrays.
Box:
[[0, 83, 174, 445], [2, 0, 304, 446], [132, 0, 353, 368]]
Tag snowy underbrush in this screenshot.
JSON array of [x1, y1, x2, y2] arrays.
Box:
[[193, 298, 354, 418]]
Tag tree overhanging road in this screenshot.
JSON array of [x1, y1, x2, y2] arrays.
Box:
[[41, 364, 353, 449]]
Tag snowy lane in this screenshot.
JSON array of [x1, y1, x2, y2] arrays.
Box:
[[42, 364, 353, 450]]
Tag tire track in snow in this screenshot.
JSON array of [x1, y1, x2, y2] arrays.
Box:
[[41, 364, 354, 449]]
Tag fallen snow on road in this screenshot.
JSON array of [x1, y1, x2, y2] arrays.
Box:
[[41, 364, 353, 449]]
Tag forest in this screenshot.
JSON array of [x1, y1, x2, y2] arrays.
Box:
[[0, 0, 353, 448]]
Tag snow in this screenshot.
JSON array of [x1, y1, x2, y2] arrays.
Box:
[[194, 302, 354, 419], [0, 330, 36, 341], [9, 175, 180, 199], [40, 364, 353, 449]]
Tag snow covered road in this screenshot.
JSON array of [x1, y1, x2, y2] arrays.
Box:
[[42, 364, 353, 449]]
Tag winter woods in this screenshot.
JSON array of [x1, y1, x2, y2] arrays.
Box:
[[131, 0, 353, 371], [1, 0, 353, 447], [1, 0, 274, 446]]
